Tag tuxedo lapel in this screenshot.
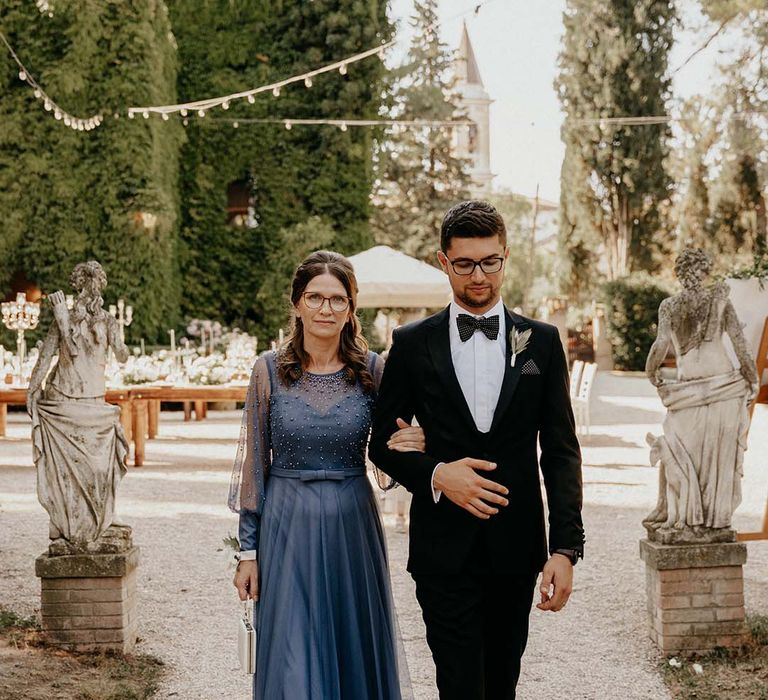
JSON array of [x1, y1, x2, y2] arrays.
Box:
[[489, 308, 527, 435], [425, 308, 478, 434]]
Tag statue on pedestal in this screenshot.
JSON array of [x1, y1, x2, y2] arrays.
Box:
[[644, 248, 759, 544], [28, 261, 132, 554]]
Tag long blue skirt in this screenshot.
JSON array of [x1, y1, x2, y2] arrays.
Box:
[[254, 473, 402, 700]]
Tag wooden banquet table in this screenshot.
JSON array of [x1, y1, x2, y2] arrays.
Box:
[[0, 384, 247, 467]]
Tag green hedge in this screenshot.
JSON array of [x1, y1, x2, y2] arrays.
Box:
[[602, 274, 670, 371], [0, 0, 183, 345]]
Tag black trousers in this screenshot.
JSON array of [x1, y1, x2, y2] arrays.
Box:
[[413, 540, 537, 700]]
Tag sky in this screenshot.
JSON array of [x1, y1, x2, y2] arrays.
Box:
[[389, 0, 737, 203]]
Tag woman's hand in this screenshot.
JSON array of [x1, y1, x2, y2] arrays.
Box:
[[233, 560, 259, 601], [387, 417, 426, 453]]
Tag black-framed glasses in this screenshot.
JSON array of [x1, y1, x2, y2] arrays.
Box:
[[448, 255, 505, 276], [302, 292, 350, 312]]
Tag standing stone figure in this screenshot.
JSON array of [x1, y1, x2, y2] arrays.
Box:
[[644, 248, 759, 543], [27, 261, 130, 551]]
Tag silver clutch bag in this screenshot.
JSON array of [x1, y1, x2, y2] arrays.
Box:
[[238, 599, 257, 674]]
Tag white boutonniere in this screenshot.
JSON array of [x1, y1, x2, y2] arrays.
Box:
[[509, 327, 532, 367]]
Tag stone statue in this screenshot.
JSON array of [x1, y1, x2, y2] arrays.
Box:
[[644, 248, 759, 544], [28, 261, 131, 554]]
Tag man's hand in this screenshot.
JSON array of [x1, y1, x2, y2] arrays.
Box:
[[536, 554, 573, 612], [433, 459, 509, 519], [387, 417, 426, 453], [233, 560, 259, 602]]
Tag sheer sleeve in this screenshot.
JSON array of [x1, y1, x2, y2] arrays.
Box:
[[228, 355, 272, 552], [369, 352, 397, 491], [372, 352, 385, 393]]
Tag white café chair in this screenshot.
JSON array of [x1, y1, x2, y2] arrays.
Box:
[[572, 361, 597, 435], [569, 360, 584, 401]]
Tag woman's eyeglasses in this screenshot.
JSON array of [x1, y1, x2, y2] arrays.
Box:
[[302, 292, 350, 312]]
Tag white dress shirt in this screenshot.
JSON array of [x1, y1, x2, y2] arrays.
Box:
[[432, 299, 507, 501]]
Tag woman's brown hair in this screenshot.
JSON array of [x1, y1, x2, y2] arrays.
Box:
[[277, 250, 374, 392]]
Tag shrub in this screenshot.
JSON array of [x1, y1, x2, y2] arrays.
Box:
[[602, 274, 670, 371]]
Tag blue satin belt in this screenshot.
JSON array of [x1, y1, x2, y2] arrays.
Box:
[[270, 466, 366, 482]]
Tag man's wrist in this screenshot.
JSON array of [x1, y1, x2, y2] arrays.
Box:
[[430, 463, 444, 503], [550, 548, 582, 565]]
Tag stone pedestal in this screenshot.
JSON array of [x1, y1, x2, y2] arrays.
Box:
[[35, 546, 140, 653], [639, 539, 748, 656]]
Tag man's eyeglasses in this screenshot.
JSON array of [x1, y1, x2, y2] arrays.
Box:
[[302, 292, 350, 312], [447, 256, 505, 276]]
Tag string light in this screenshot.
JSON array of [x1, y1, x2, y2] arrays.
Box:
[[127, 40, 395, 118], [210, 117, 474, 130], [36, 0, 54, 16], [1, 31, 103, 130]]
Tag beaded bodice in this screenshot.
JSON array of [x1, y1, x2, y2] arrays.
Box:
[[269, 367, 375, 471]]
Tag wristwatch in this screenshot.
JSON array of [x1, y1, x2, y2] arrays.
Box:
[[551, 548, 581, 565]]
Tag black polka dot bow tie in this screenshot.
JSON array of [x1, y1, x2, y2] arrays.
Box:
[[456, 314, 500, 342]]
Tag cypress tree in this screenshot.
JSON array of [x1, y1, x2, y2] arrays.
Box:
[[556, 0, 676, 280], [0, 0, 182, 344], [371, 0, 471, 263]]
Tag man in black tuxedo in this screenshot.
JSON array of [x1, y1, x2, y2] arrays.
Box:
[[369, 200, 584, 700]]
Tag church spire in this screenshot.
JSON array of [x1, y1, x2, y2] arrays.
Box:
[[457, 21, 484, 87]]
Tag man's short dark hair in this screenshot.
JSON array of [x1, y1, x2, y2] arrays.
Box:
[[440, 200, 506, 252]]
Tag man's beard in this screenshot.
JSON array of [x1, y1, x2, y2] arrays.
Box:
[[457, 288, 494, 309]]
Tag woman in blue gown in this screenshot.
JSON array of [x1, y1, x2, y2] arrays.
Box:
[[229, 251, 423, 699]]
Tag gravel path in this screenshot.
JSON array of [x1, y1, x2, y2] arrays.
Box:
[[1, 373, 766, 699]]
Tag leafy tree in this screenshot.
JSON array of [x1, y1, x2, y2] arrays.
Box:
[[556, 0, 677, 281], [371, 0, 471, 262], [0, 0, 182, 344]]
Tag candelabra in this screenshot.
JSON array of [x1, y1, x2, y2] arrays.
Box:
[[1, 293, 41, 385], [108, 298, 133, 343]]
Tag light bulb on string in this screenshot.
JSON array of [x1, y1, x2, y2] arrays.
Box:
[[180, 108, 188, 117], [221, 101, 229, 110], [339, 122, 348, 132], [272, 86, 281, 97], [143, 111, 150, 119], [233, 121, 239, 129], [304, 76, 313, 88], [198, 109, 206, 118], [128, 111, 135, 119], [43, 100, 52, 111], [339, 64, 347, 75], [247, 95, 255, 104], [33, 89, 41, 99], [54, 111, 62, 120], [162, 113, 169, 121], [285, 120, 292, 130], [18, 71, 27, 81], [182, 118, 189, 126], [64, 116, 71, 126]]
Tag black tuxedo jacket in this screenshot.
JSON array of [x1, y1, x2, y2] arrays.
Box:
[[369, 305, 584, 577]]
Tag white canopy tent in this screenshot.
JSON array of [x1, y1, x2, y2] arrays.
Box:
[[347, 245, 452, 309]]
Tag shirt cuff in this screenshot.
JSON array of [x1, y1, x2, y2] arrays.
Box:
[[237, 550, 257, 561], [431, 462, 444, 503]]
